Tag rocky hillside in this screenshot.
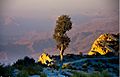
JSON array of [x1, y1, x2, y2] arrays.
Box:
[[88, 33, 119, 55]]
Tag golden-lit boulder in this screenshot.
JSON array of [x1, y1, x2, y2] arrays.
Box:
[[88, 33, 119, 55], [38, 53, 54, 66]]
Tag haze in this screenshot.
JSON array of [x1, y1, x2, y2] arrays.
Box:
[[0, 0, 118, 64]]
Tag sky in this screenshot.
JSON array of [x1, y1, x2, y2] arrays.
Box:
[[0, 0, 118, 32], [1, 0, 118, 19], [0, 0, 119, 64]]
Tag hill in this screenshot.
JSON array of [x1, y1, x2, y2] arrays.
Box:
[[0, 16, 118, 63], [88, 33, 119, 55]]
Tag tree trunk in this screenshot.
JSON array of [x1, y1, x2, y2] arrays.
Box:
[[60, 49, 63, 62], [59, 44, 64, 75]]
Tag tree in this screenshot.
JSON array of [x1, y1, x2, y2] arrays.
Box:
[[53, 15, 72, 72], [79, 52, 83, 57]]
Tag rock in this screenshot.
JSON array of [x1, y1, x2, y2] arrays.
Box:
[[88, 33, 119, 55], [38, 53, 54, 66]]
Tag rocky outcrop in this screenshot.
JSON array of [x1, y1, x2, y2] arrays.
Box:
[[88, 33, 119, 55], [38, 53, 54, 66]]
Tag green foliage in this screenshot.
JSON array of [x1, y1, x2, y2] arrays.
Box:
[[90, 71, 101, 77], [40, 72, 47, 77], [13, 56, 43, 75], [92, 61, 104, 72], [0, 64, 14, 77], [53, 15, 72, 51], [0, 64, 5, 76], [79, 52, 83, 57], [16, 64, 43, 76], [71, 71, 89, 77], [16, 70, 29, 77], [71, 70, 110, 77], [90, 70, 110, 77], [23, 64, 42, 75], [13, 56, 35, 70], [51, 64, 59, 70], [101, 70, 110, 77], [4, 65, 14, 76]]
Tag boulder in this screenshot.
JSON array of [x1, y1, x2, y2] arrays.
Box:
[[38, 53, 54, 66], [88, 33, 119, 55]]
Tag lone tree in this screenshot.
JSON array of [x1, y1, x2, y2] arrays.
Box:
[[53, 15, 72, 70]]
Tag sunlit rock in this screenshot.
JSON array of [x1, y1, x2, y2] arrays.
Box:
[[88, 33, 119, 55], [38, 53, 54, 66]]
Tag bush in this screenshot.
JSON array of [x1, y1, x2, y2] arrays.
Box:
[[51, 64, 59, 70], [13, 56, 35, 70], [101, 70, 110, 77], [0, 64, 6, 76], [90, 70, 110, 77], [16, 70, 29, 77], [4, 65, 14, 76], [24, 65, 42, 75], [71, 70, 110, 77], [0, 64, 14, 77], [13, 56, 43, 76], [71, 71, 89, 77], [90, 71, 101, 77], [40, 72, 47, 77]]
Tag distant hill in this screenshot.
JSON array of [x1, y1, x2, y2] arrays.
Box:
[[11, 17, 119, 55], [0, 16, 118, 63], [67, 17, 118, 54]]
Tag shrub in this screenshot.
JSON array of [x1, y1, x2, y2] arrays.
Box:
[[4, 65, 14, 76], [24, 65, 42, 75], [79, 52, 83, 57], [90, 70, 110, 77], [0, 64, 5, 76], [16, 70, 29, 77], [13, 56, 35, 70], [0, 64, 14, 77], [13, 56, 43, 76], [71, 70, 110, 77], [101, 70, 110, 77], [51, 64, 59, 70], [40, 72, 47, 77], [90, 71, 101, 77], [71, 71, 90, 77]]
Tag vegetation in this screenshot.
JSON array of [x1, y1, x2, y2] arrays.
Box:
[[16, 70, 29, 77], [53, 15, 72, 71], [71, 70, 110, 77], [0, 64, 14, 77], [0, 53, 118, 77], [12, 56, 43, 75], [13, 56, 35, 70], [40, 72, 47, 77]]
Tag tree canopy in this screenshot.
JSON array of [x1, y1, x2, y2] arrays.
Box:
[[53, 15, 72, 51]]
